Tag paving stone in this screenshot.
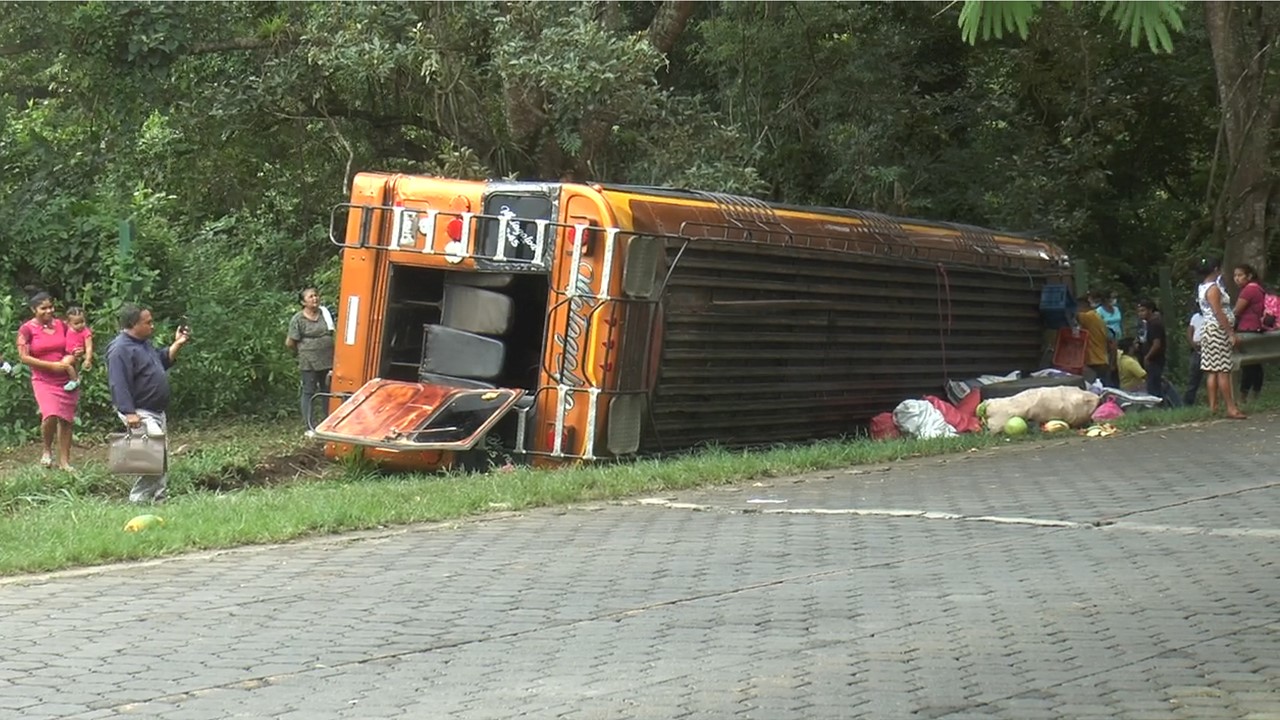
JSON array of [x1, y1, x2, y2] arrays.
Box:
[[4, 418, 1280, 718]]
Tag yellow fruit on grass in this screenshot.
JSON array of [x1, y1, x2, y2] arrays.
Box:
[[123, 514, 164, 533], [1083, 424, 1118, 438]]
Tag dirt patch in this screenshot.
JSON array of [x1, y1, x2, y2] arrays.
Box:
[[190, 445, 330, 492], [0, 418, 335, 497], [0, 438, 111, 474]]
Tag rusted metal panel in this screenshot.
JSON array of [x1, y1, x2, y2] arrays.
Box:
[[639, 237, 1064, 451], [313, 379, 524, 451], [623, 193, 1065, 275]]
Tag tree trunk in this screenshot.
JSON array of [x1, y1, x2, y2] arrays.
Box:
[[648, 0, 696, 55], [1205, 1, 1280, 286]]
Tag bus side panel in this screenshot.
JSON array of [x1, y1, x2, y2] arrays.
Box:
[[331, 175, 393, 400], [325, 176, 391, 462], [641, 239, 1066, 451]]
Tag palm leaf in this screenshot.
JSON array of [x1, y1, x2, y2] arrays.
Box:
[[1100, 0, 1184, 53], [960, 0, 1184, 53], [958, 0, 1042, 44]]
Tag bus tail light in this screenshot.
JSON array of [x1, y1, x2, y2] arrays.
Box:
[[446, 217, 464, 241], [546, 426, 575, 454]]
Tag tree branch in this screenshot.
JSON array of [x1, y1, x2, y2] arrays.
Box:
[[595, 1, 625, 32], [0, 38, 44, 57], [1, 34, 295, 61], [648, 0, 696, 55], [318, 106, 355, 196], [188, 36, 292, 55]]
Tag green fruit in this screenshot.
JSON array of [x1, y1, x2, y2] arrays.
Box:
[[123, 514, 164, 533], [1003, 417, 1029, 436]]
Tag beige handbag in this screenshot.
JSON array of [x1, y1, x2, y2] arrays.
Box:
[[107, 430, 167, 476]]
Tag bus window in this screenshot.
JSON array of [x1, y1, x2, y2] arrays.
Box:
[[478, 193, 553, 261], [380, 265, 445, 381], [409, 389, 523, 445]]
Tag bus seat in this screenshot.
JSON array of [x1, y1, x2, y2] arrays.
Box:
[[420, 324, 506, 381], [444, 273, 513, 289], [417, 371, 497, 390], [441, 284, 513, 336]]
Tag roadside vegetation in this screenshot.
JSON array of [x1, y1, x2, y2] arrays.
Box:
[[0, 2, 1275, 446], [1, 390, 1273, 576]]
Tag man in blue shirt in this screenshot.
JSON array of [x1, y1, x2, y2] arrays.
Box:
[[107, 303, 191, 503]]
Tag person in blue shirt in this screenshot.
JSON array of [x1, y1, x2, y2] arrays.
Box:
[[1087, 290, 1121, 386], [1094, 290, 1123, 340], [106, 303, 191, 504]]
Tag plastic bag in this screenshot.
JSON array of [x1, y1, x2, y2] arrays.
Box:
[[1091, 396, 1125, 422], [924, 395, 981, 434], [1099, 388, 1161, 409], [869, 412, 901, 441], [893, 399, 957, 439]]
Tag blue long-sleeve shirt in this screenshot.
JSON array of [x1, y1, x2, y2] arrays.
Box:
[[106, 332, 175, 414]]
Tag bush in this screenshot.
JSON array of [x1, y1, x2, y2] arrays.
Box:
[[0, 185, 334, 446]]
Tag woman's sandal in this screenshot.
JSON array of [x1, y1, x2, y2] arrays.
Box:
[[39, 453, 53, 468], [1226, 411, 1248, 420]]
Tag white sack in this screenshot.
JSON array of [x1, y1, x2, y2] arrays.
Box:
[[893, 399, 957, 440], [981, 387, 1100, 434]]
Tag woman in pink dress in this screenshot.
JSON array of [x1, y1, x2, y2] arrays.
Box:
[[16, 291, 81, 470]]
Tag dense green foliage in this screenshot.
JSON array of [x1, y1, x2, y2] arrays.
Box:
[[0, 1, 1271, 445]]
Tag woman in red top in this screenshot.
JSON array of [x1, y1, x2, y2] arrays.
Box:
[[15, 290, 81, 470], [1233, 264, 1266, 404]]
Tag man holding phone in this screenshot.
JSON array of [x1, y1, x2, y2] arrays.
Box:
[[106, 303, 191, 503]]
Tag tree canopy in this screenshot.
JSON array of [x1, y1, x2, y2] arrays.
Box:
[[958, 0, 1280, 285], [0, 1, 1269, 443]]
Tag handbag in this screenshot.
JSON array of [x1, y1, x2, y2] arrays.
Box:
[[107, 430, 167, 476]]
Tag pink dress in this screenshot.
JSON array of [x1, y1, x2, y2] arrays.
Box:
[[66, 326, 92, 354], [17, 319, 79, 422]]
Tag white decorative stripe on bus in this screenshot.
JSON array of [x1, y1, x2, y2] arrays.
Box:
[[344, 295, 359, 346]]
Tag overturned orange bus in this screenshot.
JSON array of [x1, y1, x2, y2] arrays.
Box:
[[311, 172, 1071, 470]]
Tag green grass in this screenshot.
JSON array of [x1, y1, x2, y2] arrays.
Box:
[[0, 387, 1275, 577], [0, 434, 1004, 575], [0, 423, 319, 514]]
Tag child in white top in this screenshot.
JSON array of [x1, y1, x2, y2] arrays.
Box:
[[1184, 309, 1205, 406]]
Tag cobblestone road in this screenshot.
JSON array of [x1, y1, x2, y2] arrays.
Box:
[[2, 418, 1278, 719]]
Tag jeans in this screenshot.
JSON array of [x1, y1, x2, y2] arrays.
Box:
[[1145, 360, 1165, 399], [1184, 350, 1204, 405], [1240, 363, 1264, 397], [301, 369, 331, 430], [118, 409, 167, 503]]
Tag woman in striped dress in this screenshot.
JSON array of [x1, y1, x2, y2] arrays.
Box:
[[1196, 258, 1246, 419]]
